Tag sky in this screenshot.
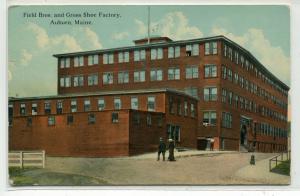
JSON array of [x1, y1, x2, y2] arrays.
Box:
[[8, 5, 290, 98]]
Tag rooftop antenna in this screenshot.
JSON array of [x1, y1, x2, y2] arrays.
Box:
[[147, 6, 150, 44]]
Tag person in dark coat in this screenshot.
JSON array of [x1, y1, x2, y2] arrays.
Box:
[[157, 137, 166, 161], [168, 138, 176, 161]]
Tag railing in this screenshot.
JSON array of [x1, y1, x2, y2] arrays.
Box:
[[269, 150, 290, 171], [8, 150, 45, 168]]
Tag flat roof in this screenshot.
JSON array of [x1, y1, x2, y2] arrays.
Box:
[[52, 35, 289, 90], [9, 88, 199, 102]]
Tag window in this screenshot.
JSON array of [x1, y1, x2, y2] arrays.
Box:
[[71, 100, 77, 112], [103, 72, 113, 84], [74, 56, 84, 67], [60, 57, 70, 68], [184, 101, 188, 116], [241, 56, 245, 67], [228, 47, 233, 61], [98, 98, 105, 111], [20, 103, 26, 115], [103, 53, 114, 64], [73, 75, 84, 87], [44, 102, 51, 114], [88, 113, 96, 124], [234, 73, 239, 84], [168, 68, 180, 80], [157, 114, 163, 127], [56, 101, 63, 114], [131, 97, 138, 110], [147, 96, 155, 111], [27, 117, 32, 127], [84, 100, 91, 112], [147, 114, 152, 126], [112, 112, 119, 123], [228, 92, 233, 105], [151, 48, 163, 60], [114, 98, 121, 110], [234, 51, 239, 64], [67, 115, 73, 125], [223, 44, 228, 57], [186, 44, 199, 56], [118, 51, 129, 63], [134, 71, 146, 82], [222, 66, 227, 79], [31, 103, 37, 115], [175, 126, 181, 142], [168, 96, 175, 114], [234, 95, 239, 108], [134, 50, 146, 61], [205, 42, 217, 55], [191, 103, 195, 117], [222, 89, 227, 103], [88, 74, 98, 86], [205, 64, 217, 78], [227, 69, 232, 81], [60, 76, 71, 87], [185, 66, 198, 79], [204, 87, 217, 101], [222, 112, 232, 128], [185, 87, 198, 98], [118, 71, 129, 84], [203, 111, 217, 126], [133, 112, 140, 125], [150, 69, 163, 81], [168, 46, 180, 58], [88, 54, 98, 65], [177, 99, 182, 115], [48, 116, 55, 126], [239, 76, 244, 88]]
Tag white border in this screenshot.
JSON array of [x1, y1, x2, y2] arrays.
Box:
[[1, 0, 300, 195]]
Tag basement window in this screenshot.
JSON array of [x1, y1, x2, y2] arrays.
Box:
[[112, 112, 119, 123]]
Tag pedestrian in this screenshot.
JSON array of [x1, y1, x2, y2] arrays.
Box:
[[168, 138, 176, 161], [157, 137, 166, 161], [210, 138, 214, 151]]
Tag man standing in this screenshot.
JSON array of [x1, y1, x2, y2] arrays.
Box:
[[157, 137, 166, 161], [168, 138, 176, 161]]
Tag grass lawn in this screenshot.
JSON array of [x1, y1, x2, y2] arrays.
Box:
[[271, 160, 290, 176], [9, 167, 108, 186]]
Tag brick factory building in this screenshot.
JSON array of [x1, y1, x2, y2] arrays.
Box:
[[9, 35, 289, 157]]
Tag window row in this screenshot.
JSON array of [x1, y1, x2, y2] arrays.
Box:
[[168, 96, 196, 118], [255, 122, 288, 138]]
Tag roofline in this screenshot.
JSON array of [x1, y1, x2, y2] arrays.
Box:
[[8, 88, 199, 102], [52, 35, 289, 90]]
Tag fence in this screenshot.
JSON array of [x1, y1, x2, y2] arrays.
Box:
[[269, 150, 290, 171], [8, 150, 45, 168]]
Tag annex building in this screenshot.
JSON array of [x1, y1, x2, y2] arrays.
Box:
[[9, 35, 289, 157]]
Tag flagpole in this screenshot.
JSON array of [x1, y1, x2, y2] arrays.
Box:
[[147, 6, 150, 44]]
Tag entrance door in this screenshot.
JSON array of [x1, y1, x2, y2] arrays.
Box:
[[240, 124, 247, 145]]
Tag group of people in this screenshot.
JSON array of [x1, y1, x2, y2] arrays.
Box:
[[157, 137, 175, 161]]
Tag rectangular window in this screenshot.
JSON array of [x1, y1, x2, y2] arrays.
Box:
[[147, 96, 155, 111], [185, 87, 198, 98], [31, 103, 37, 115], [177, 99, 182, 115], [131, 97, 138, 110], [241, 56, 245, 67], [204, 87, 217, 101], [134, 70, 146, 82], [60, 76, 71, 87], [168, 46, 180, 58], [73, 75, 84, 87], [191, 103, 195, 117], [222, 66, 227, 79], [169, 96, 174, 114], [134, 50, 146, 61], [67, 115, 73, 125], [74, 56, 84, 67], [234, 95, 239, 108], [60, 57, 70, 68], [234, 73, 239, 84], [133, 112, 140, 125], [112, 112, 119, 123], [103, 72, 113, 84], [114, 98, 121, 110], [20, 103, 26, 115], [151, 48, 163, 60], [48, 116, 55, 126], [205, 64, 217, 78], [186, 44, 199, 56], [71, 100, 77, 112], [98, 98, 105, 111], [84, 100, 91, 112], [205, 42, 218, 55], [228, 92, 233, 105], [168, 68, 180, 80], [103, 53, 114, 64], [88, 54, 98, 65], [150, 69, 163, 81], [88, 74, 98, 86], [117, 71, 129, 84], [227, 69, 232, 81], [185, 66, 198, 79], [234, 51, 239, 64], [44, 102, 51, 114], [222, 112, 232, 128], [157, 114, 163, 127], [228, 47, 233, 61], [147, 114, 152, 126], [184, 101, 188, 116], [222, 89, 227, 103], [88, 113, 96, 124], [118, 51, 129, 63], [203, 111, 217, 126], [56, 101, 63, 114]]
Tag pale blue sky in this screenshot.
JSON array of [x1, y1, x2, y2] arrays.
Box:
[[8, 5, 290, 97]]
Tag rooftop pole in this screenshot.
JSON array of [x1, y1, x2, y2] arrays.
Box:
[[147, 6, 150, 44]]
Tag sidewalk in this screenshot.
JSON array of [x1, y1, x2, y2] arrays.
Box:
[[233, 155, 290, 184]]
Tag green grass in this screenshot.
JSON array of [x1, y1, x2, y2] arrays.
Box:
[[271, 160, 290, 176], [9, 167, 108, 186]]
